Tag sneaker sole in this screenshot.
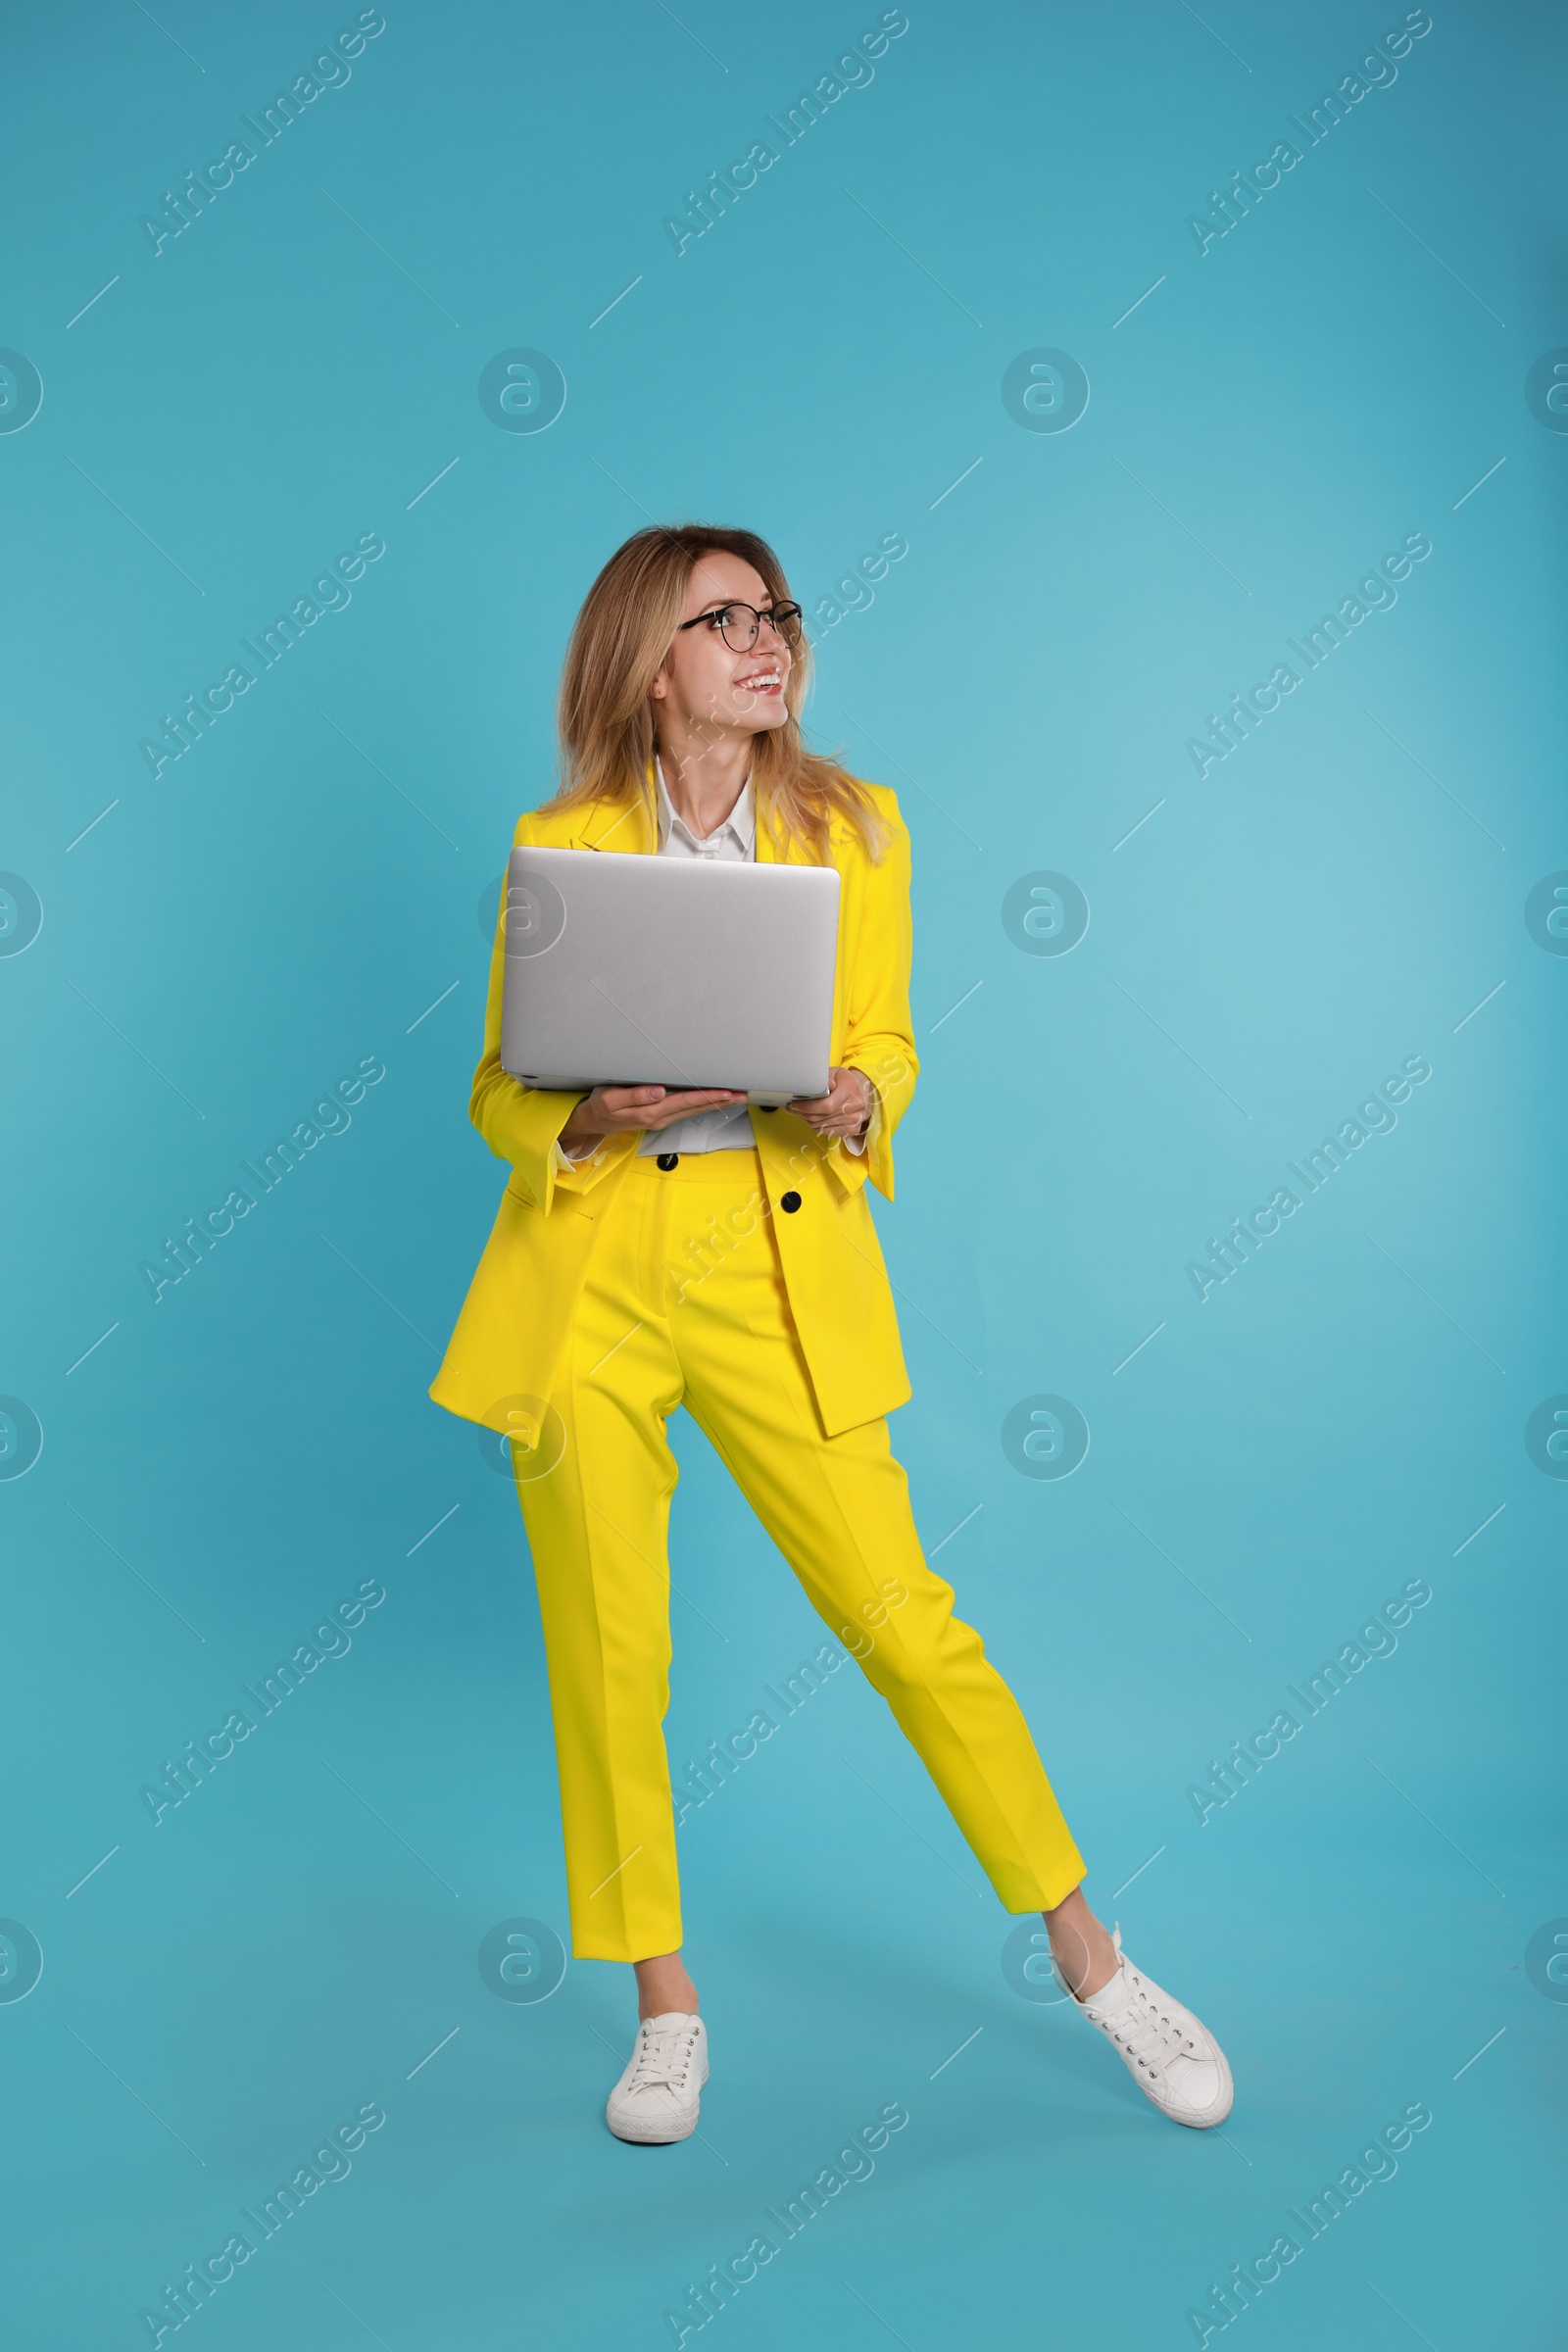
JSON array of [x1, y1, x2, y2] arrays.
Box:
[[606, 2109, 699, 2144]]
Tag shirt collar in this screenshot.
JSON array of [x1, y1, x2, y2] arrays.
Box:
[[654, 757, 756, 855]]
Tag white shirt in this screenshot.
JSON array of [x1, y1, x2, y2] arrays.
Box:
[[556, 760, 868, 1168], [635, 761, 760, 1155]]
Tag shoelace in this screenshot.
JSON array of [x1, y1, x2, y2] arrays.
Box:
[[1098, 1974, 1199, 2081], [626, 2024, 698, 2095]]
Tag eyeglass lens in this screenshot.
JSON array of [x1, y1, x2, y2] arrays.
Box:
[[715, 603, 802, 652]]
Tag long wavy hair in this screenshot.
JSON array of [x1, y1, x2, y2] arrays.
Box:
[[547, 524, 886, 861]]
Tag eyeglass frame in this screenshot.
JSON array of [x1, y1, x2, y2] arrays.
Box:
[[673, 599, 804, 654]]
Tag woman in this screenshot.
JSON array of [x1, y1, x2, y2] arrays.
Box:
[[432, 524, 1232, 2141]]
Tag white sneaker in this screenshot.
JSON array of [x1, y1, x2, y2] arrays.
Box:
[[1073, 1929, 1233, 2130], [605, 2011, 708, 2144]]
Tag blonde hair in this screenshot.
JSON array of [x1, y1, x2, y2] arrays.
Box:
[[547, 524, 886, 861]]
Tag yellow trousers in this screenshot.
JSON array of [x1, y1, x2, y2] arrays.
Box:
[[513, 1149, 1086, 1961]]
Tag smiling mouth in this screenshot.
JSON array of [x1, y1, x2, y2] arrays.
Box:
[[737, 668, 783, 692]]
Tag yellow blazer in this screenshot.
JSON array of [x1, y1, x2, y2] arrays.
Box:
[[429, 778, 919, 1441]]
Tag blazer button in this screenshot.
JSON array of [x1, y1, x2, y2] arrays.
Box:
[[657, 1152, 679, 1171], [780, 1190, 802, 1213]]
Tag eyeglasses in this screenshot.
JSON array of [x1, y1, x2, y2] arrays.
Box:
[[674, 600, 804, 654]]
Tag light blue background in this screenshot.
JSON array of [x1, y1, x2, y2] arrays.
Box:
[[2, 2, 1562, 2345]]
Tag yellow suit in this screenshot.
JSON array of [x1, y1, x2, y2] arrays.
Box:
[[432, 781, 916, 1441], [432, 779, 1085, 1960]]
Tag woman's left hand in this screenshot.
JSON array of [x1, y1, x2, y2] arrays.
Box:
[[786, 1065, 873, 1140]]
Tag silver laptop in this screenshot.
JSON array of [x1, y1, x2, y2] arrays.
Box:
[[499, 845, 842, 1105]]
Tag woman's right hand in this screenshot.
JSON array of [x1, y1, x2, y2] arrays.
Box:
[[559, 1084, 748, 1153]]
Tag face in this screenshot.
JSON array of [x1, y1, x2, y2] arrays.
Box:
[[650, 552, 794, 740]]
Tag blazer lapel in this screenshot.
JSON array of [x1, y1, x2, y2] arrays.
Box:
[[571, 789, 656, 854]]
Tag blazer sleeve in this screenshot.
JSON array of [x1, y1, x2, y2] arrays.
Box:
[[838, 788, 918, 1201], [468, 812, 627, 1211]]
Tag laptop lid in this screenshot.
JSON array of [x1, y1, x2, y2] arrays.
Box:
[[498, 844, 842, 1105]]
